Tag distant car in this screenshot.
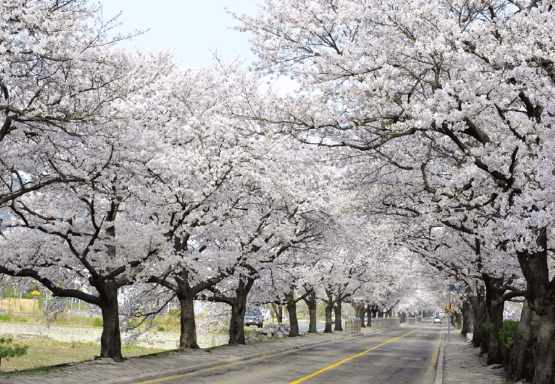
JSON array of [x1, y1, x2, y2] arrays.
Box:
[[244, 307, 264, 328], [434, 317, 442, 324]]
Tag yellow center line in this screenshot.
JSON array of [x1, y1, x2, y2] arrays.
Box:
[[427, 326, 444, 376], [288, 327, 426, 384]]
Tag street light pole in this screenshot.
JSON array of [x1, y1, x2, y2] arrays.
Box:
[[448, 287, 451, 343]]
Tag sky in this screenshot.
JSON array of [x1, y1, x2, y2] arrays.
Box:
[[97, 0, 259, 66]]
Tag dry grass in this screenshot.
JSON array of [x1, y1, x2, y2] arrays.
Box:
[[0, 312, 185, 332], [0, 338, 165, 373], [0, 312, 104, 329]]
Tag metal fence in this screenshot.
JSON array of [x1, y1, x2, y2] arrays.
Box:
[[370, 317, 401, 331], [344, 317, 406, 333], [344, 317, 361, 333]]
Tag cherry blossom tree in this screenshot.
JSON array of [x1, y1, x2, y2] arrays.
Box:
[[0, 159, 167, 361], [203, 189, 325, 344], [237, 1, 555, 380], [0, 0, 171, 207], [0, 45, 173, 361]]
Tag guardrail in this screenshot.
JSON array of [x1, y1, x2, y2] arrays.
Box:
[[341, 317, 407, 333], [345, 317, 361, 333], [370, 317, 401, 331]]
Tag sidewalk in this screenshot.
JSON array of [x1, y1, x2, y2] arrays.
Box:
[[438, 333, 505, 384], [0, 332, 358, 384]]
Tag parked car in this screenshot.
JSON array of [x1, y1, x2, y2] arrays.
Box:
[[244, 307, 264, 328], [434, 317, 442, 324]]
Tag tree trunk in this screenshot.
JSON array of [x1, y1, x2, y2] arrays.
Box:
[[356, 304, 365, 328], [271, 303, 283, 324], [508, 299, 536, 381], [324, 301, 333, 333], [377, 309, 384, 318], [385, 308, 392, 318], [370, 305, 379, 319], [178, 293, 199, 349], [515, 229, 555, 384], [303, 291, 317, 334], [461, 300, 474, 336], [484, 275, 505, 365], [470, 290, 487, 348], [228, 281, 249, 345], [285, 289, 300, 337], [98, 282, 123, 361], [366, 304, 372, 328], [334, 300, 343, 331], [532, 307, 555, 384]]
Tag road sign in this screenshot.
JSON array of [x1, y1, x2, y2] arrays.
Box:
[[449, 284, 464, 292]]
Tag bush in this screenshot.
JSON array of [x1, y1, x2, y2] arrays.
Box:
[[0, 337, 28, 368], [92, 318, 103, 327], [479, 323, 490, 353], [499, 320, 519, 360]]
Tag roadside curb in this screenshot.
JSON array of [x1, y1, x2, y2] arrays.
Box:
[[434, 329, 446, 384]]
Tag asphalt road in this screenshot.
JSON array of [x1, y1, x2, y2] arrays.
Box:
[[139, 322, 443, 384]]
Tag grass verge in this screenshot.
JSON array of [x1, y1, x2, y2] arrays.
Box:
[[0, 338, 165, 373]]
